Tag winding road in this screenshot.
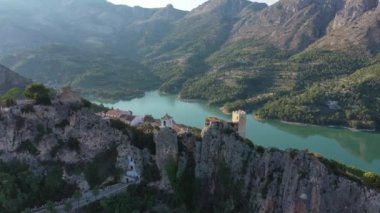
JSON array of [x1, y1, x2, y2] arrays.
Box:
[[31, 182, 136, 213]]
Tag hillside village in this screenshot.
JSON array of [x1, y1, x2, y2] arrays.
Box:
[[0, 83, 254, 211], [0, 84, 379, 212], [99, 107, 247, 138], [1, 0, 380, 211]]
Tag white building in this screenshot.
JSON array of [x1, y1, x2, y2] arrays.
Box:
[[130, 116, 144, 127], [125, 156, 140, 182], [160, 114, 173, 128], [0, 106, 10, 113], [232, 110, 247, 139]]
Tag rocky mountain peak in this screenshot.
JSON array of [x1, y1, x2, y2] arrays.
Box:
[[328, 0, 379, 30], [166, 4, 174, 9], [310, 0, 380, 52], [186, 0, 252, 18], [149, 4, 187, 21], [231, 0, 343, 50]]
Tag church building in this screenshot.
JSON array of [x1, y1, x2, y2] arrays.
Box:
[[160, 114, 173, 128]]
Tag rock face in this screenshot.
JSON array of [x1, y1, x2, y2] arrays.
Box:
[[154, 128, 178, 189], [1, 92, 379, 211], [328, 0, 378, 29], [187, 0, 253, 18], [0, 64, 31, 94], [0, 93, 149, 188], [231, 0, 342, 50], [311, 0, 380, 52], [194, 123, 380, 212]]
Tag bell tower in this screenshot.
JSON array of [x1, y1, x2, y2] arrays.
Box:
[[232, 110, 246, 139]]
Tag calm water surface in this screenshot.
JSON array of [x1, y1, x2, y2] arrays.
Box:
[[99, 91, 380, 175]]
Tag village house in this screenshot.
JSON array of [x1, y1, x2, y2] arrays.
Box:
[[100, 109, 146, 127], [104, 109, 133, 119], [56, 86, 81, 105], [125, 156, 140, 183], [326, 100, 341, 110], [0, 105, 10, 113]]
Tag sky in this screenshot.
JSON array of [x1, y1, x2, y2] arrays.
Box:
[[107, 0, 279, 11]]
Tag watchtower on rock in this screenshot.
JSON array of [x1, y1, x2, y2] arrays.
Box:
[[232, 110, 246, 139]]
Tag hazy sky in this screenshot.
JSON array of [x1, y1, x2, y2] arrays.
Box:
[[107, 0, 279, 11]]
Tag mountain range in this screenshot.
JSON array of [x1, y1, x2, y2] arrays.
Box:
[[0, 0, 379, 129]]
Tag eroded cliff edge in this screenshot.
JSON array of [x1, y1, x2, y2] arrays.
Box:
[[193, 122, 380, 212]]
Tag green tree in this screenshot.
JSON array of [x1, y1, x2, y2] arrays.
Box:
[[363, 172, 377, 185], [24, 84, 51, 105], [5, 98, 16, 107], [92, 186, 100, 200], [63, 201, 72, 213], [46, 201, 56, 213]]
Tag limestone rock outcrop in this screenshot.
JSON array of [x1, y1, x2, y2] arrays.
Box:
[[154, 128, 178, 189], [194, 123, 380, 212], [0, 93, 149, 189]]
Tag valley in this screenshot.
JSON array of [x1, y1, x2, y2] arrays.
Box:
[[1, 0, 380, 212], [97, 90, 380, 175], [0, 0, 379, 129], [0, 87, 378, 212]]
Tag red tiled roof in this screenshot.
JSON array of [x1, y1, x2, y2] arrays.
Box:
[[106, 109, 131, 118]]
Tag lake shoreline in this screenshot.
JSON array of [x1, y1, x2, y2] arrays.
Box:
[[96, 90, 380, 175], [279, 120, 377, 133], [99, 91, 379, 134]]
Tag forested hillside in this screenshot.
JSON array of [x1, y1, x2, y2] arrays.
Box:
[[1, 0, 380, 129]]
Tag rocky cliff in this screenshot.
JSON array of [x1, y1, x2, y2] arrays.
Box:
[[192, 122, 380, 212], [127, 120, 380, 212], [1, 92, 379, 211], [230, 0, 380, 52], [231, 0, 342, 51], [0, 91, 150, 193], [311, 0, 380, 52]]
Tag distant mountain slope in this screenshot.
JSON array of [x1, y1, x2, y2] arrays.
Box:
[[230, 0, 380, 53], [0, 64, 30, 94], [0, 0, 186, 98], [311, 0, 380, 53], [171, 0, 380, 130], [256, 63, 380, 130], [0, 0, 187, 57], [231, 0, 342, 51], [1, 44, 159, 100], [150, 0, 267, 93], [1, 0, 380, 128]]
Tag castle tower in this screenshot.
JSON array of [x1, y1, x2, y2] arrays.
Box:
[[232, 110, 246, 139]]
